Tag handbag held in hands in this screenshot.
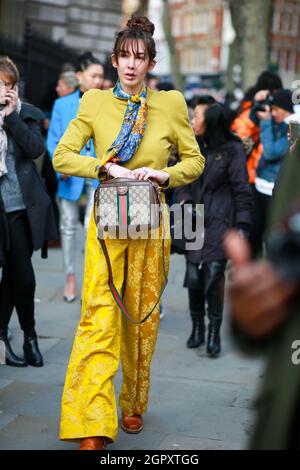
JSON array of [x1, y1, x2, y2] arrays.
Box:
[[93, 177, 168, 325], [94, 177, 162, 239]]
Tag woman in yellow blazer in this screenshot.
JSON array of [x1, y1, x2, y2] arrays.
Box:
[[53, 16, 205, 450]]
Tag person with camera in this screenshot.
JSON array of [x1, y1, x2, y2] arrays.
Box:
[[47, 52, 104, 303], [249, 88, 295, 257], [0, 56, 57, 367], [231, 71, 283, 187]]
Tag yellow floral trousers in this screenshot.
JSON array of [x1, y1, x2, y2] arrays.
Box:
[[60, 210, 170, 443]]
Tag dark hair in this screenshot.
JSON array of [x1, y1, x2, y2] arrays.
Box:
[[0, 56, 19, 85], [254, 70, 283, 94], [113, 16, 156, 62], [76, 52, 102, 72], [196, 99, 240, 150], [157, 81, 175, 91], [192, 95, 216, 108], [243, 86, 256, 102]]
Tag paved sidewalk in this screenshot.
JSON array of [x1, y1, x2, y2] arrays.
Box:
[[0, 226, 264, 450]]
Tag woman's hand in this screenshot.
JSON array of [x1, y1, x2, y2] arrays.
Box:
[[106, 163, 136, 179], [133, 167, 169, 185], [4, 89, 18, 116], [254, 89, 269, 102]]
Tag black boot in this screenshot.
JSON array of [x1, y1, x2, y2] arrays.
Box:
[[23, 330, 44, 367], [0, 328, 27, 367], [207, 321, 221, 358], [187, 311, 205, 349]]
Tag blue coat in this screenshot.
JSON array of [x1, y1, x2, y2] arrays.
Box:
[[47, 89, 98, 201], [256, 119, 289, 183]]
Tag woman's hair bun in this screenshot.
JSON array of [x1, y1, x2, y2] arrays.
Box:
[[126, 16, 155, 36]]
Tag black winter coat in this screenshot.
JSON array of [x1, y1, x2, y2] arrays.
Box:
[[175, 140, 253, 264], [0, 103, 58, 267]]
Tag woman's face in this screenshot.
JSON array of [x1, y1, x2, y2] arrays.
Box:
[[76, 64, 104, 93], [0, 70, 16, 104], [112, 39, 155, 95], [192, 105, 207, 136]]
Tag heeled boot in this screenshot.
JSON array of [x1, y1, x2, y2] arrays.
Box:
[[23, 330, 44, 367], [207, 320, 221, 358], [187, 310, 205, 349], [0, 328, 27, 367], [205, 260, 226, 358]]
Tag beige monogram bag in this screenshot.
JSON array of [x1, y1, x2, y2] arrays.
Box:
[[94, 177, 162, 238], [93, 177, 168, 324]]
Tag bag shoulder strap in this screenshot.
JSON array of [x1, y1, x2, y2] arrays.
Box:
[[96, 191, 168, 324]]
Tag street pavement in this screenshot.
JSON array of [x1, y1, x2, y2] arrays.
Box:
[[0, 225, 264, 450]]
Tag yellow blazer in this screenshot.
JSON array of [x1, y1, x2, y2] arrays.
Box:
[[53, 87, 205, 188]]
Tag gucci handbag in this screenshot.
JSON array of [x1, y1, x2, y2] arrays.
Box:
[[94, 177, 168, 324], [94, 177, 162, 237]]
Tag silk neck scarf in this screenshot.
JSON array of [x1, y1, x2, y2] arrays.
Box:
[[102, 80, 147, 166]]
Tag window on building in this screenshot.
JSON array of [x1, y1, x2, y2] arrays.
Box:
[[183, 46, 210, 73], [184, 13, 192, 35], [272, 11, 280, 33], [172, 14, 181, 37], [291, 13, 299, 35], [192, 10, 215, 34], [279, 49, 288, 71], [288, 50, 297, 72]]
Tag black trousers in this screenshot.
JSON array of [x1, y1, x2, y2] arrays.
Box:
[[0, 210, 36, 333], [184, 260, 227, 323], [249, 188, 271, 258]]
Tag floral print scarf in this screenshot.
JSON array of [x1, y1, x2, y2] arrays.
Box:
[[102, 80, 147, 166]]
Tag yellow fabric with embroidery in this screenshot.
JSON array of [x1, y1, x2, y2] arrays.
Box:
[[60, 207, 171, 443]]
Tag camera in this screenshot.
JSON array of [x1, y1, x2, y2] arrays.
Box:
[[252, 96, 272, 113]]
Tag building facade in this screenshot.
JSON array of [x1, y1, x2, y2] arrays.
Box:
[[270, 0, 300, 85], [168, 0, 224, 75], [149, 0, 232, 78], [0, 0, 123, 61], [149, 0, 300, 87]]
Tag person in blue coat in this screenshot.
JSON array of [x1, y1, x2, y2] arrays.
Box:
[[47, 52, 104, 302], [249, 88, 296, 257]]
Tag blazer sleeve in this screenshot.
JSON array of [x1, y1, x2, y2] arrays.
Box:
[[161, 91, 205, 188], [53, 89, 103, 179]]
